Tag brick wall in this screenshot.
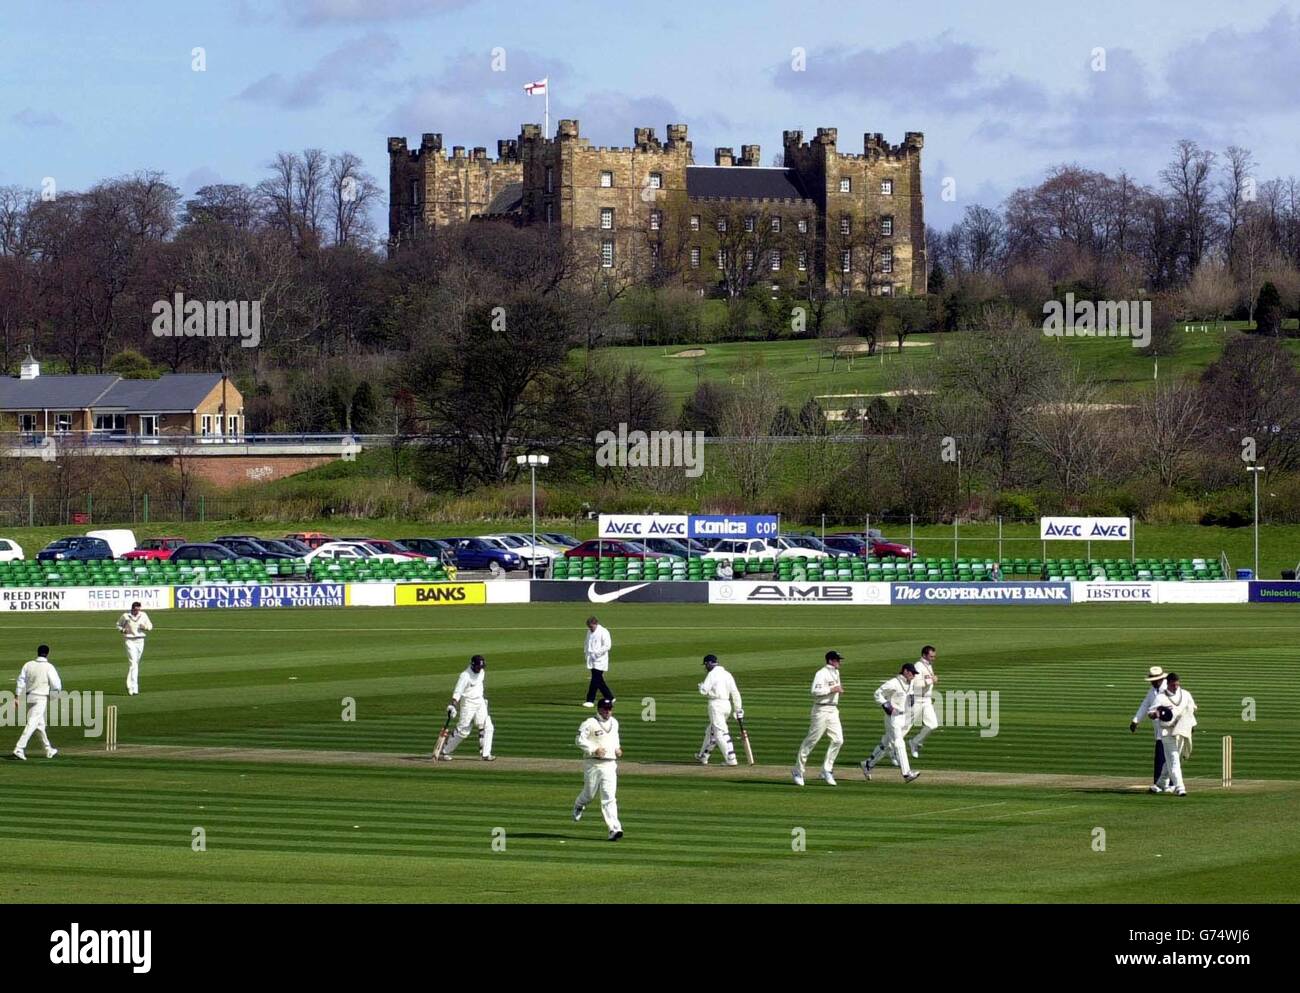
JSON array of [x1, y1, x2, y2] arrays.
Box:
[[175, 454, 339, 489]]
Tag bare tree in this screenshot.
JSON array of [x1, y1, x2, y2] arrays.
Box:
[[1160, 140, 1218, 274], [327, 152, 381, 247], [1132, 379, 1207, 487]]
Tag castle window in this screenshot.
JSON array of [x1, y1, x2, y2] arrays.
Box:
[[546, 166, 554, 193], [717, 249, 727, 269], [744, 249, 754, 269], [601, 240, 614, 267], [797, 218, 808, 234], [880, 179, 894, 195], [600, 208, 614, 230], [770, 251, 782, 271], [798, 251, 807, 271], [650, 242, 660, 260], [880, 283, 894, 296], [546, 203, 554, 224], [840, 249, 851, 273], [717, 217, 727, 233], [839, 178, 851, 193], [881, 215, 893, 236], [881, 248, 893, 274], [771, 217, 781, 233], [649, 172, 662, 189], [410, 179, 420, 205], [744, 216, 755, 233], [649, 210, 661, 231], [840, 215, 851, 236], [690, 247, 701, 268], [690, 215, 700, 231], [600, 171, 613, 188]]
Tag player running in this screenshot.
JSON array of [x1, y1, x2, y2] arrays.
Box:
[[574, 697, 623, 841], [696, 653, 743, 766], [862, 663, 921, 783], [792, 650, 845, 787], [904, 645, 940, 759], [437, 654, 495, 761]]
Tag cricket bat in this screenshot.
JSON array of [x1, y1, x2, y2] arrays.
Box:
[[433, 712, 452, 760], [737, 715, 755, 765]]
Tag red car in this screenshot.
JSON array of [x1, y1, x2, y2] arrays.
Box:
[[827, 530, 916, 559], [121, 537, 187, 561], [564, 539, 670, 560], [341, 538, 427, 559]]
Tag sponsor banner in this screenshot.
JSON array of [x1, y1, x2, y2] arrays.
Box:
[[531, 580, 709, 604], [892, 582, 1072, 604], [597, 514, 688, 539], [346, 583, 396, 607], [394, 583, 487, 606], [1073, 582, 1157, 603], [1158, 581, 1247, 605], [709, 581, 891, 605], [1040, 516, 1132, 540], [175, 583, 346, 609], [486, 581, 531, 604], [1248, 581, 1300, 604], [2, 586, 174, 612], [687, 515, 779, 540]]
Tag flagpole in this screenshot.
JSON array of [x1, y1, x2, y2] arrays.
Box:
[[545, 84, 550, 138]]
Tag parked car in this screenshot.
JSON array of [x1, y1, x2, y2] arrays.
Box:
[[170, 543, 240, 563], [121, 537, 187, 561], [0, 537, 25, 562], [396, 537, 457, 558], [771, 534, 834, 559], [639, 537, 706, 558], [340, 537, 426, 559], [212, 537, 295, 561], [828, 530, 916, 559], [821, 535, 872, 558], [700, 538, 773, 561], [276, 537, 314, 556], [87, 529, 138, 558], [564, 539, 670, 560], [540, 532, 581, 548], [304, 541, 408, 565], [490, 533, 559, 568], [37, 536, 114, 562], [255, 538, 306, 557], [447, 537, 524, 572], [284, 532, 336, 549]]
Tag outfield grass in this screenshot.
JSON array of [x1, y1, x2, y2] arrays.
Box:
[[1, 603, 1298, 902]]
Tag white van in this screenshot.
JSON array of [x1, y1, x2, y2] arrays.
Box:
[[87, 529, 138, 559]]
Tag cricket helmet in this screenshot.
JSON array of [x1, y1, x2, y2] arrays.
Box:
[[703, 653, 719, 669], [1156, 706, 1174, 723], [470, 654, 486, 672], [597, 698, 615, 712]]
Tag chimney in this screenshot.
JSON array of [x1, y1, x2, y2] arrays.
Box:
[[714, 147, 734, 167], [739, 144, 761, 167], [20, 348, 39, 380]]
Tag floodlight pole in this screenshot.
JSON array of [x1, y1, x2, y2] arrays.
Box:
[[517, 454, 550, 578]]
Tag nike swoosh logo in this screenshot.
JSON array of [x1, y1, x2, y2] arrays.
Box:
[[588, 582, 652, 603]]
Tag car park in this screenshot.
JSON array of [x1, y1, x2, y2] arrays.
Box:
[[540, 532, 581, 548], [304, 542, 409, 565], [828, 529, 916, 559]]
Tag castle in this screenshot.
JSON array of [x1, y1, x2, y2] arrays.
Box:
[[388, 121, 925, 295]]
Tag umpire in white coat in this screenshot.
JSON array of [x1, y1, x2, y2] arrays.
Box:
[[583, 616, 614, 708], [1130, 665, 1168, 789]]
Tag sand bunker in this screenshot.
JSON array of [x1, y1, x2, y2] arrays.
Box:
[[668, 348, 707, 358]]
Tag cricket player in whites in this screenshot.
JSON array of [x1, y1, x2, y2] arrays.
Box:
[[792, 650, 845, 786], [115, 601, 152, 696], [574, 697, 623, 840], [1147, 672, 1197, 795], [905, 645, 940, 759], [13, 644, 62, 760], [696, 653, 743, 766], [862, 663, 921, 783], [438, 654, 495, 761]]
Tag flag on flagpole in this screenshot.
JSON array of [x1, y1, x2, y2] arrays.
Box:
[[523, 78, 548, 95], [524, 78, 550, 137]]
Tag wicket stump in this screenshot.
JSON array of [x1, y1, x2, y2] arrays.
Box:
[[1221, 734, 1232, 788], [105, 705, 118, 752]]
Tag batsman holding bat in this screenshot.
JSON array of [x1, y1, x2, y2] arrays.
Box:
[[695, 653, 745, 767], [435, 654, 495, 761]]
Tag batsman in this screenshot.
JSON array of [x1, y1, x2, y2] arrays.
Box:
[[436, 654, 495, 761], [695, 653, 746, 766]]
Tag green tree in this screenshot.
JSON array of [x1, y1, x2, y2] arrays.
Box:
[[1255, 281, 1283, 336]]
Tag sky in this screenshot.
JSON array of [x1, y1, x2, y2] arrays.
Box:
[[2, 0, 1299, 231]]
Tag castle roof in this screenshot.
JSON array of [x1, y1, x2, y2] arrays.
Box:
[[486, 182, 524, 215], [686, 166, 810, 202]]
